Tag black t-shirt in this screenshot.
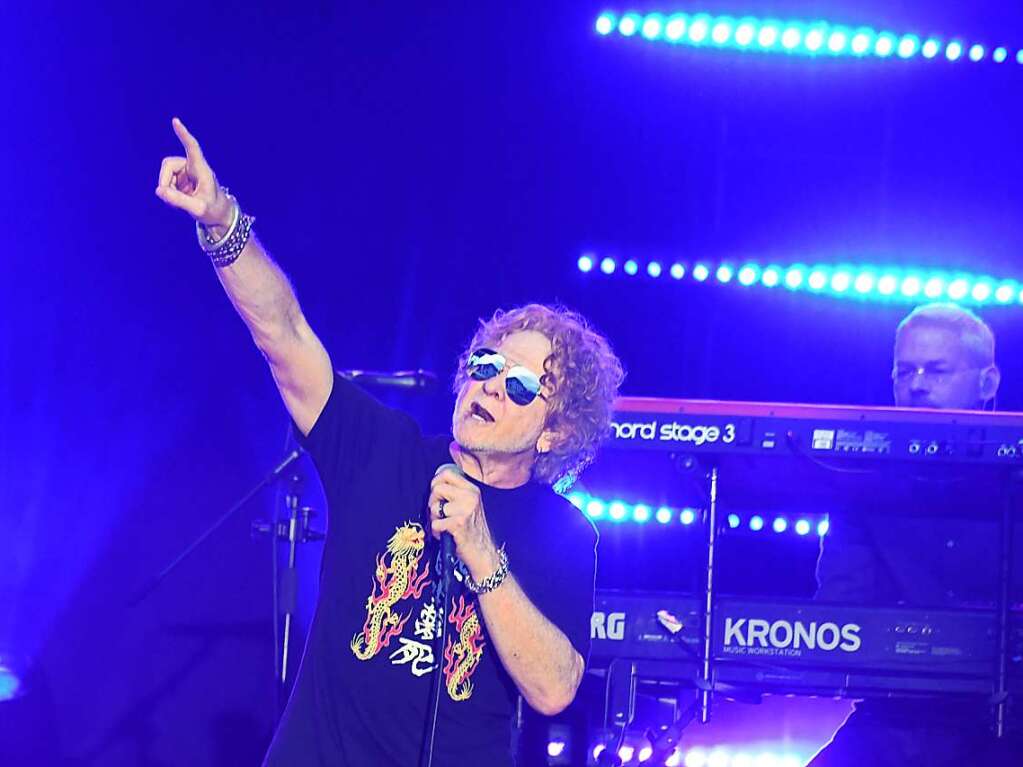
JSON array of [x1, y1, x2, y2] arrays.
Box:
[[263, 375, 597, 767]]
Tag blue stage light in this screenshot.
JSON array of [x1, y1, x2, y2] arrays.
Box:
[[711, 18, 734, 46], [817, 518, 831, 536], [0, 665, 21, 702], [567, 492, 586, 509], [830, 271, 852, 293], [807, 269, 828, 291], [596, 13, 615, 36], [781, 25, 803, 51], [735, 19, 757, 48], [948, 278, 970, 300], [680, 508, 697, 525], [624, 259, 639, 276], [922, 39, 940, 58], [749, 515, 765, 531], [600, 257, 616, 274], [827, 27, 849, 55], [804, 26, 825, 53], [969, 44, 985, 62], [716, 264, 734, 283], [850, 29, 874, 56], [738, 265, 759, 286], [877, 274, 898, 296], [995, 283, 1016, 303], [924, 276, 946, 298], [784, 267, 805, 289], [670, 263, 686, 279], [609, 501, 629, 521], [773, 517, 788, 533], [994, 47, 1008, 63], [854, 272, 875, 294], [693, 263, 710, 281], [946, 41, 963, 60], [897, 34, 920, 58], [727, 513, 741, 528], [874, 32, 896, 57], [795, 519, 811, 536], [586, 499, 606, 519], [656, 506, 673, 524], [642, 14, 665, 41], [900, 275, 922, 298], [757, 21, 780, 49], [618, 13, 640, 37], [577, 254, 594, 273], [972, 282, 993, 302], [648, 261, 663, 277], [761, 266, 781, 287], [633, 503, 652, 522], [665, 14, 688, 42], [688, 15, 711, 44], [1017, 49, 1023, 65]]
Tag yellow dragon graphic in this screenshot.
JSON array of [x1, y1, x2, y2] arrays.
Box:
[[443, 595, 486, 701], [350, 522, 432, 660]]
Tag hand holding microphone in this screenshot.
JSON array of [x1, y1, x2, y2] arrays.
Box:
[[429, 463, 502, 586]]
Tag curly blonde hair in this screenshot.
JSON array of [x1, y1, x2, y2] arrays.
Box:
[[453, 304, 625, 490]]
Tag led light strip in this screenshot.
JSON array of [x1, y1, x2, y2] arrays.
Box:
[[578, 253, 1023, 307], [567, 492, 829, 536], [595, 11, 1021, 65]]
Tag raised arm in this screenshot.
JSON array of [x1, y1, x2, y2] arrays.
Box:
[[155, 118, 332, 434]]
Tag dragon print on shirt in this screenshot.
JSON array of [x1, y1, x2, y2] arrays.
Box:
[[443, 594, 486, 701], [350, 522, 432, 660], [352, 521, 488, 701]]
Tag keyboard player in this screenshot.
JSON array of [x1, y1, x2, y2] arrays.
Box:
[[810, 303, 1021, 765]]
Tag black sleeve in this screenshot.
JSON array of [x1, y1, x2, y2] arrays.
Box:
[[815, 508, 877, 603], [519, 506, 597, 661], [297, 374, 422, 528]]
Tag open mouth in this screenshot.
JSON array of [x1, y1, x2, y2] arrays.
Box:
[[470, 402, 495, 423]]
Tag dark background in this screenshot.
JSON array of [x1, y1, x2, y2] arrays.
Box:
[[3, 2, 1023, 764]]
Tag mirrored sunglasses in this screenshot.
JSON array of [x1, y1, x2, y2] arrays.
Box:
[[466, 348, 547, 406]]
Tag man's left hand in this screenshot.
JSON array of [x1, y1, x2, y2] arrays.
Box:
[[428, 466, 501, 581]]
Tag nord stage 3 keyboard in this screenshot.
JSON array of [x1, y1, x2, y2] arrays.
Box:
[[610, 398, 1023, 466], [591, 590, 1023, 697]]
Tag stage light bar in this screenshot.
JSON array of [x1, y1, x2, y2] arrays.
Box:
[[578, 253, 1023, 307], [594, 11, 1021, 67], [583, 742, 806, 767], [566, 492, 827, 536]]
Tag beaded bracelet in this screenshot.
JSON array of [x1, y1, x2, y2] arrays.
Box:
[[463, 545, 510, 595], [208, 213, 255, 268]]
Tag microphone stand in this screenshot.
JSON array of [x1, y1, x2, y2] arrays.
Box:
[[251, 471, 325, 712], [128, 448, 305, 608], [419, 534, 455, 767]]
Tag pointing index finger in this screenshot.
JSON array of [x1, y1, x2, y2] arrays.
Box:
[[171, 117, 204, 161]]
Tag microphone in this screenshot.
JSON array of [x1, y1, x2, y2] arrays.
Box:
[[338, 368, 438, 390], [433, 463, 462, 578]]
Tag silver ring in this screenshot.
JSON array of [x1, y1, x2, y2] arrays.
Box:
[[438, 499, 447, 519]]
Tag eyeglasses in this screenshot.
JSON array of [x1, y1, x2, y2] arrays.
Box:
[[466, 348, 548, 406], [891, 364, 978, 385]]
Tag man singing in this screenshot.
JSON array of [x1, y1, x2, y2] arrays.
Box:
[[155, 118, 624, 766], [811, 302, 1021, 765]]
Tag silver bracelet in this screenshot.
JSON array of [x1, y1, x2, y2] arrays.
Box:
[[463, 546, 509, 595], [196, 189, 240, 253]]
